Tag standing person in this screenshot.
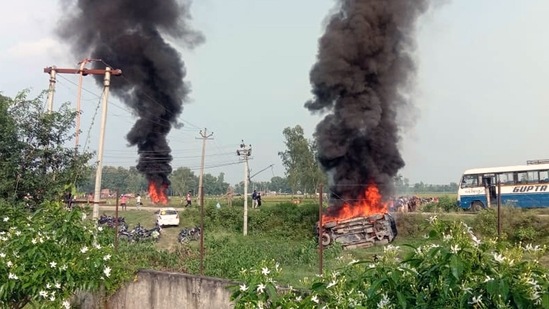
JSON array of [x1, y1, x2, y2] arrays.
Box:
[[185, 191, 192, 207], [251, 190, 258, 208], [136, 194, 142, 210], [257, 192, 262, 208], [120, 194, 127, 211]]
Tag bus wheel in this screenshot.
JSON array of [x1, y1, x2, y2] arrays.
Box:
[[471, 201, 484, 212]]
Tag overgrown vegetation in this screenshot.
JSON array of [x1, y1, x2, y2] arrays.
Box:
[[0, 202, 127, 308], [231, 218, 549, 308]]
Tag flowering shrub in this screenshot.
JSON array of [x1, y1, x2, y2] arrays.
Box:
[[0, 203, 126, 308], [231, 216, 549, 308]]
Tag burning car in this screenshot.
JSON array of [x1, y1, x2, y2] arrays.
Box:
[[317, 183, 398, 249]]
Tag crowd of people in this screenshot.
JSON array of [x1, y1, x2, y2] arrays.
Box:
[[390, 195, 439, 212]]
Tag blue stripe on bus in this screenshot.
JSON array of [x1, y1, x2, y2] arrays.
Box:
[[459, 193, 549, 208]]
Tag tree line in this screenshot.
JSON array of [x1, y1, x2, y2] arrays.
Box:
[[0, 91, 457, 208]]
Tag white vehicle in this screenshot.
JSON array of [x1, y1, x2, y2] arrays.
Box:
[[156, 208, 180, 227], [458, 161, 549, 210]]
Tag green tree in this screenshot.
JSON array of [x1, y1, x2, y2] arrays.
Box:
[[0, 90, 92, 206], [170, 167, 198, 196], [278, 126, 326, 194], [269, 176, 291, 194]]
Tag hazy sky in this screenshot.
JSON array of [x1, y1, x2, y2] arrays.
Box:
[[2, 0, 549, 186]]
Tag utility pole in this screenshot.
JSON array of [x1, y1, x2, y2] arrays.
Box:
[[237, 141, 252, 235], [196, 128, 214, 207], [44, 65, 122, 219], [45, 66, 57, 113], [75, 58, 101, 149]]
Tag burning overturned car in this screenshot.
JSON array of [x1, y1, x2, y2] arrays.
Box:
[[317, 183, 398, 250]]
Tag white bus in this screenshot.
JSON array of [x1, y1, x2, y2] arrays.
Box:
[[458, 163, 549, 210]]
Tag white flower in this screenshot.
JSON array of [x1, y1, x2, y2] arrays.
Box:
[[15, 231, 21, 236], [31, 238, 37, 244], [3, 217, 8, 222], [450, 244, 460, 254], [492, 253, 505, 263], [97, 226, 103, 231], [8, 272, 18, 280], [295, 295, 302, 302], [62, 300, 71, 309], [443, 234, 453, 242], [0, 253, 5, 258], [256, 283, 265, 293], [50, 261, 57, 268], [377, 293, 391, 308], [103, 254, 111, 261], [239, 284, 248, 292], [94, 243, 101, 249], [39, 290, 48, 298], [49, 296, 55, 301], [275, 263, 280, 272], [103, 266, 111, 278], [427, 215, 437, 224], [46, 283, 51, 289], [525, 244, 541, 252], [55, 282, 61, 289], [327, 280, 337, 288], [311, 295, 319, 303], [80, 246, 88, 253], [261, 267, 270, 276], [468, 294, 482, 305], [6, 261, 13, 267], [81, 213, 87, 220], [470, 234, 481, 246], [60, 264, 68, 271], [483, 275, 493, 283], [384, 244, 400, 253]]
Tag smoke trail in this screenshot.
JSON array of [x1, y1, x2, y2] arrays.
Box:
[[57, 0, 204, 195], [306, 0, 429, 206]]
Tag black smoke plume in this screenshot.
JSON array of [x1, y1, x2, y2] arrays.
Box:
[[306, 0, 429, 207], [57, 0, 204, 192]]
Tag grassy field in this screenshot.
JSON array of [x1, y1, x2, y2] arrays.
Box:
[[90, 195, 549, 287]]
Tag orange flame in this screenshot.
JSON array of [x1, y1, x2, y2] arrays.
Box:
[[148, 181, 168, 204], [323, 183, 388, 224]]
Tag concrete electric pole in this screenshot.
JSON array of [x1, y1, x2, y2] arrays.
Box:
[[45, 66, 57, 113], [196, 128, 214, 207], [75, 58, 102, 149], [237, 141, 252, 235], [44, 65, 122, 219]]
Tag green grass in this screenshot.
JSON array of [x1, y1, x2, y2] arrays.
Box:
[[89, 204, 549, 287]]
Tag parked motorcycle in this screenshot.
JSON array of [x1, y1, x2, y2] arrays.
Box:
[[178, 226, 201, 243]]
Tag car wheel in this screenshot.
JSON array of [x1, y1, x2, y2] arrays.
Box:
[[321, 232, 332, 246]]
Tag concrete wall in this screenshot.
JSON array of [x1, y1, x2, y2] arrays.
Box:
[[105, 270, 235, 309]]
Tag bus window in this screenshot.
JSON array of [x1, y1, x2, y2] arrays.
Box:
[[499, 173, 515, 185], [527, 171, 540, 184], [461, 174, 479, 188], [540, 170, 549, 183], [517, 172, 528, 184]]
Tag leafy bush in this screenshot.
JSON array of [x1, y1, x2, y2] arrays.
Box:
[[231, 217, 549, 308], [422, 195, 460, 212], [393, 213, 430, 237], [472, 207, 549, 243], [0, 202, 127, 308]]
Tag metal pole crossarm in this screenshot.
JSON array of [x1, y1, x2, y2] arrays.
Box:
[[44, 67, 122, 76]]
